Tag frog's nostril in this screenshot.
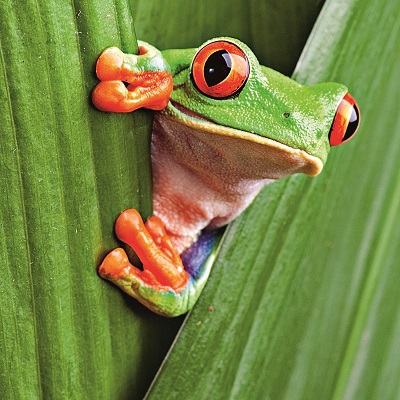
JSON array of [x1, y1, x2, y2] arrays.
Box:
[[329, 93, 360, 146]]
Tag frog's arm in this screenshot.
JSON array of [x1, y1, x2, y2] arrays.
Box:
[[98, 209, 220, 317]]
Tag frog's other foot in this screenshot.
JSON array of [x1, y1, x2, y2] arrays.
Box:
[[99, 210, 220, 316], [114, 209, 189, 291], [99, 209, 198, 316]]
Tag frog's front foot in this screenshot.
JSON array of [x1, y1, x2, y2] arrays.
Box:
[[99, 209, 204, 316], [92, 43, 173, 113]]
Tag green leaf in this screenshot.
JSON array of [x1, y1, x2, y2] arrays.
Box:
[[146, 0, 400, 399]]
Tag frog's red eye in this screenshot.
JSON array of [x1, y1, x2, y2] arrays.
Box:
[[191, 41, 250, 99], [329, 93, 360, 146]]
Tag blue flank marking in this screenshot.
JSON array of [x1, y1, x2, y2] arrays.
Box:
[[180, 229, 222, 280]]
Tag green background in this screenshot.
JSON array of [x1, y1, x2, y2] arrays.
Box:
[[1, 0, 399, 399]]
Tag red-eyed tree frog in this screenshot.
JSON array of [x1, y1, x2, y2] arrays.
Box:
[[92, 38, 360, 317]]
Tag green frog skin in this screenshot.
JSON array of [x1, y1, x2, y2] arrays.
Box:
[[92, 37, 360, 316]]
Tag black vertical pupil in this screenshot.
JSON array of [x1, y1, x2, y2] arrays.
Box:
[[342, 104, 360, 142], [204, 50, 231, 87]]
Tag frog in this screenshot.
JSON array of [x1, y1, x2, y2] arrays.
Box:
[[92, 37, 360, 317]]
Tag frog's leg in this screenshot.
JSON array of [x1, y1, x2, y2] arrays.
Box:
[[92, 45, 173, 113], [99, 209, 219, 317]]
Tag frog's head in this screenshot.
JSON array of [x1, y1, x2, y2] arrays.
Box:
[[162, 37, 360, 178]]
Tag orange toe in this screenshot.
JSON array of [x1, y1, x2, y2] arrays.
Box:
[[96, 47, 124, 81], [115, 209, 144, 242], [98, 248, 135, 280], [92, 80, 130, 112]]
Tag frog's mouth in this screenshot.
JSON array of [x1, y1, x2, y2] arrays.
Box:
[[165, 101, 323, 177]]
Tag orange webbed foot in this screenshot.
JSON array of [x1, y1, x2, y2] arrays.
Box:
[[92, 42, 173, 113], [100, 209, 189, 293], [98, 209, 219, 317]]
